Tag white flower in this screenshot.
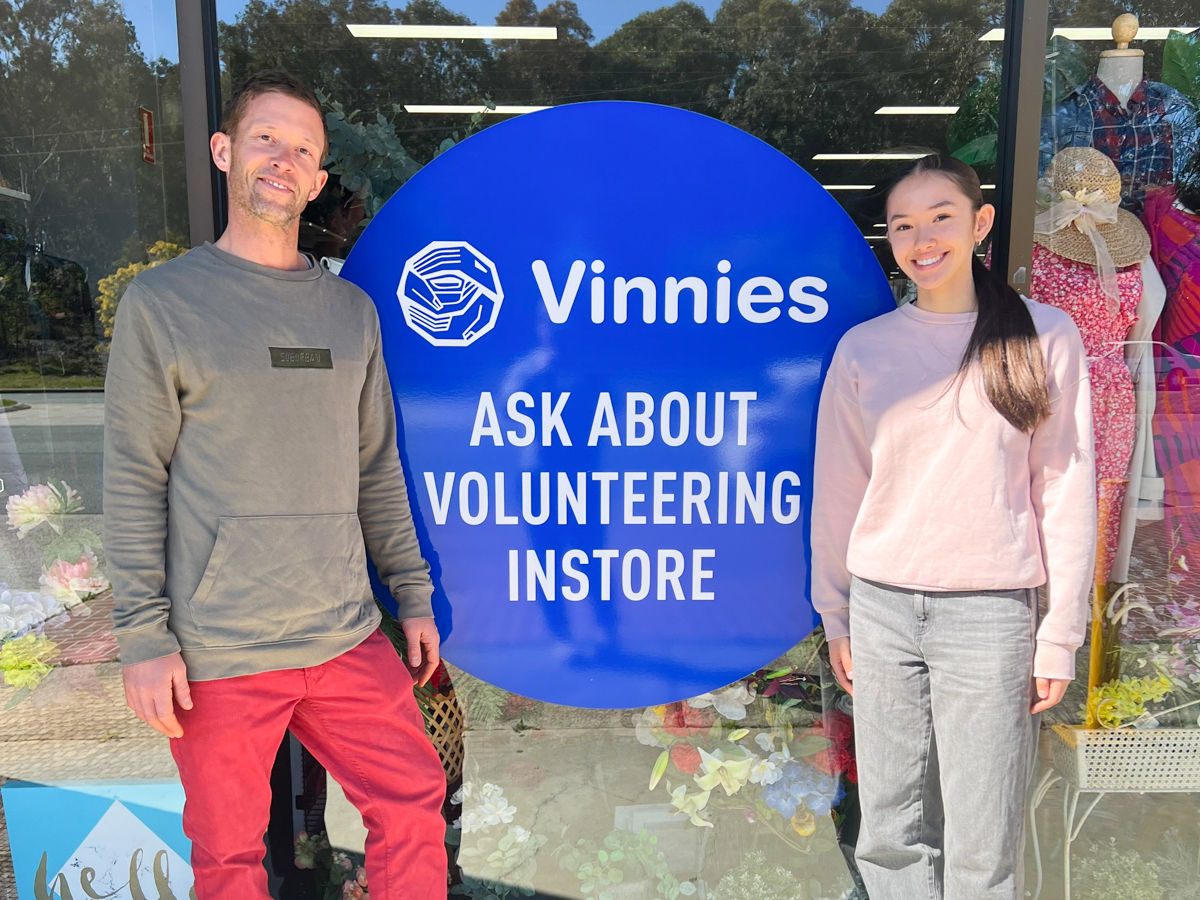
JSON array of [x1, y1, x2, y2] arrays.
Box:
[[748, 755, 783, 786], [450, 786, 464, 805], [508, 825, 531, 843], [751, 730, 792, 783], [0, 584, 64, 640], [460, 782, 517, 834], [635, 707, 668, 747], [687, 683, 756, 720]]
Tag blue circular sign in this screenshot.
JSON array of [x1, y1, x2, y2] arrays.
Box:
[[342, 102, 892, 708]]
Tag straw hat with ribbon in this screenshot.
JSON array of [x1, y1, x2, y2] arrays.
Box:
[[1034, 147, 1151, 311]]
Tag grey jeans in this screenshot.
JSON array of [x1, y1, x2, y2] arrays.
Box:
[[848, 576, 1041, 900]]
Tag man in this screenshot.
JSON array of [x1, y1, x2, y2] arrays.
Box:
[[103, 71, 447, 898]]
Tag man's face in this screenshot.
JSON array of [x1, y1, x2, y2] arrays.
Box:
[[212, 92, 328, 229]]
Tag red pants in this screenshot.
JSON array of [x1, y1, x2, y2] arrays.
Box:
[[170, 630, 447, 899]]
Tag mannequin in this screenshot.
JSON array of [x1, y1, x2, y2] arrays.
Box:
[[1039, 14, 1198, 216], [1097, 13, 1145, 109], [1029, 147, 1166, 580]]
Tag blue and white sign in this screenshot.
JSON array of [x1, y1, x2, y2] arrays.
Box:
[[2, 780, 192, 900], [343, 102, 893, 708]]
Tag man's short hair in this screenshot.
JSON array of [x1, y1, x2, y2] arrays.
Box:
[[221, 70, 328, 159]]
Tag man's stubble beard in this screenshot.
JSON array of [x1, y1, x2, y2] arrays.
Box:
[[228, 146, 308, 229]]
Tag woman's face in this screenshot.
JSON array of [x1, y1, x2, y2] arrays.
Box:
[[886, 172, 995, 295]]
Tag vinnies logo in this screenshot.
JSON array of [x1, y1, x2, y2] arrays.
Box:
[[401, 240, 832, 349], [398, 241, 504, 347]]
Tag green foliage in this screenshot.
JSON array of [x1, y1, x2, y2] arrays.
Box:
[[318, 90, 422, 220], [1075, 838, 1162, 900], [455, 827, 548, 898], [1043, 36, 1090, 109], [1152, 828, 1200, 900], [1164, 30, 1200, 107], [711, 851, 805, 900], [556, 830, 697, 900], [947, 75, 999, 158], [0, 0, 189, 369], [451, 669, 511, 726]]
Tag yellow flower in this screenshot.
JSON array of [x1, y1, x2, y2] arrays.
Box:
[[693, 747, 754, 796], [791, 809, 816, 836]]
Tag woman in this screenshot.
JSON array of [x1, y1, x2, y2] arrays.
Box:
[[811, 154, 1095, 899]]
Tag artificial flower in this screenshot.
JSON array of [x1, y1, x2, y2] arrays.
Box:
[[804, 711, 858, 783], [791, 809, 817, 836], [0, 634, 58, 690], [460, 782, 517, 833], [694, 747, 754, 796], [0, 585, 63, 640], [748, 754, 784, 786], [761, 759, 845, 818], [5, 482, 81, 537], [687, 682, 757, 720], [669, 784, 713, 828], [356, 866, 368, 887], [661, 701, 715, 737], [670, 743, 702, 775], [635, 706, 668, 747], [40, 549, 109, 607]]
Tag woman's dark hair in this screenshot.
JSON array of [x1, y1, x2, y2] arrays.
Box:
[[885, 153, 1050, 433]]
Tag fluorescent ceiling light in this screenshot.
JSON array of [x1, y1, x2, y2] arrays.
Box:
[[822, 184, 876, 191], [981, 183, 996, 189], [0, 186, 30, 201], [875, 106, 960, 115], [405, 104, 550, 114], [814, 153, 929, 161], [865, 235, 888, 241], [980, 25, 1195, 41], [873, 223, 888, 228], [348, 24, 557, 40]]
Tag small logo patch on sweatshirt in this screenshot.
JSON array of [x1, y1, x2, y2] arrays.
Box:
[[269, 347, 333, 369]]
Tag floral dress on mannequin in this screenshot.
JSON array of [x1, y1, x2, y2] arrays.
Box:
[[1030, 148, 1155, 579]]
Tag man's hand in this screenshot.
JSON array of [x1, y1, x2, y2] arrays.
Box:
[[123, 653, 192, 738], [401, 617, 440, 686], [827, 635, 854, 696], [1032, 677, 1069, 714]]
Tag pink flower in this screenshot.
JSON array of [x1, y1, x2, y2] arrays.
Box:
[[342, 881, 367, 900], [356, 866, 368, 887], [40, 550, 109, 607]]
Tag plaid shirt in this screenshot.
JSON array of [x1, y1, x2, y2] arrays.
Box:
[[1040, 75, 1198, 216]]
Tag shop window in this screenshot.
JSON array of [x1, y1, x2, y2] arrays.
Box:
[[0, 0, 191, 894], [1027, 10, 1200, 900]]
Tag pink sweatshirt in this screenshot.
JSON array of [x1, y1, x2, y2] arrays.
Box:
[[811, 298, 1096, 681]]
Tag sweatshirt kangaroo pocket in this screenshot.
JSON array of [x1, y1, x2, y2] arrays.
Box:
[[188, 514, 370, 648]]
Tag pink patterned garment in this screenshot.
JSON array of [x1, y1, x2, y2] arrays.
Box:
[[1029, 243, 1141, 578]]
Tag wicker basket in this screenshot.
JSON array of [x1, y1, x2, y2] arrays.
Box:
[[1050, 724, 1200, 791], [426, 689, 465, 784]]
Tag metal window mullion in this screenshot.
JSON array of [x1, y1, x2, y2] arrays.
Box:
[[992, 0, 1051, 290], [176, 0, 225, 246]]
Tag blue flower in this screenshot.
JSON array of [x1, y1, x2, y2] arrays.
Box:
[[760, 760, 844, 819]]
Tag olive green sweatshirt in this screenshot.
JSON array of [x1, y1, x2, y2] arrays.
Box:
[[103, 243, 433, 681]]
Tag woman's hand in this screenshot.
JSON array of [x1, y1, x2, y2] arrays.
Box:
[[828, 636, 854, 696], [1031, 677, 1069, 714]]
